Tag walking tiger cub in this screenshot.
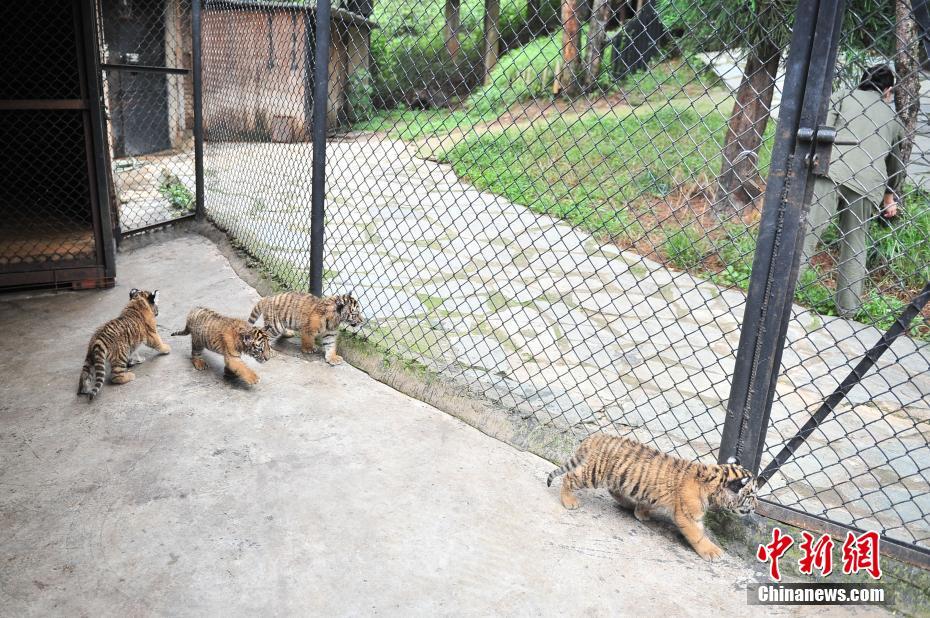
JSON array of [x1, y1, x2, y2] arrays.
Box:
[[172, 307, 272, 385], [547, 434, 757, 560], [78, 288, 170, 401], [247, 292, 364, 366]]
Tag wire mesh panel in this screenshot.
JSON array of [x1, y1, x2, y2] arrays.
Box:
[[757, 3, 930, 553], [199, 0, 930, 558], [321, 0, 790, 463], [98, 0, 197, 234]]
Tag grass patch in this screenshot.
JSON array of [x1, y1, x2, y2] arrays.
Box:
[[158, 171, 194, 214]]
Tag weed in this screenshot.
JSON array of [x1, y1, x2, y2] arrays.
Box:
[[158, 171, 194, 214], [664, 227, 705, 270]]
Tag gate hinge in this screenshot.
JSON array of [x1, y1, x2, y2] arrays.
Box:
[[797, 126, 858, 176]]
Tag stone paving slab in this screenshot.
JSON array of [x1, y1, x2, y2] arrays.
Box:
[[204, 136, 930, 551]]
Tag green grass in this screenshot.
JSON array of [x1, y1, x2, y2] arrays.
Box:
[[466, 31, 563, 117], [353, 108, 480, 140], [869, 186, 930, 290], [665, 227, 706, 270], [439, 105, 734, 238]]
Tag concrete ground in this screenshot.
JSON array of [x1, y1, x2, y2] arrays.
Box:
[[0, 235, 875, 616]]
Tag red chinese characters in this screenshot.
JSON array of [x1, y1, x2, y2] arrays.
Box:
[[841, 531, 882, 579], [798, 532, 834, 576], [757, 527, 794, 581]]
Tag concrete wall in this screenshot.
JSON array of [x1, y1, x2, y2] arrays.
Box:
[[203, 9, 309, 142], [203, 7, 370, 142]]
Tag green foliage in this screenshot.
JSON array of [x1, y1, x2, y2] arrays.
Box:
[[370, 0, 560, 105], [869, 187, 930, 290], [712, 227, 757, 290], [158, 171, 194, 213], [352, 107, 479, 139], [855, 291, 907, 331], [346, 68, 376, 123], [656, 0, 795, 51], [439, 105, 730, 239], [664, 227, 705, 270], [794, 267, 838, 317], [467, 31, 563, 117]]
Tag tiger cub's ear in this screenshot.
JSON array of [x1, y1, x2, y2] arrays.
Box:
[[129, 288, 141, 299], [335, 299, 345, 313], [240, 330, 254, 346], [152, 290, 160, 305], [726, 456, 739, 465]]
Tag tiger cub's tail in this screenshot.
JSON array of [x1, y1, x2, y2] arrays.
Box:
[[85, 342, 107, 401], [171, 325, 190, 337], [247, 300, 264, 325], [547, 450, 587, 487]]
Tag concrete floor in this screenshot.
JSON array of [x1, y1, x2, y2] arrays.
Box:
[[0, 236, 871, 616]]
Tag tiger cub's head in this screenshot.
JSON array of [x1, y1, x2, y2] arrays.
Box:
[[333, 294, 364, 328], [240, 326, 272, 363], [129, 288, 160, 316], [709, 460, 758, 516]]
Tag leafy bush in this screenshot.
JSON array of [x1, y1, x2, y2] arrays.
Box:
[[158, 171, 194, 213]]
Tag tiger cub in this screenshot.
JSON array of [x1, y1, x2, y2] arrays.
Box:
[[247, 292, 363, 366], [172, 307, 272, 385], [547, 434, 757, 560], [78, 288, 171, 401]]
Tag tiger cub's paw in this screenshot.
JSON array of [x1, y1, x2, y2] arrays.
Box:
[[192, 357, 208, 370], [158, 344, 171, 354], [696, 542, 724, 561], [326, 354, 344, 366]]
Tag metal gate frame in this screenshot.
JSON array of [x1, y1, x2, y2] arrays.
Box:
[[715, 0, 930, 569], [0, 0, 118, 290], [96, 0, 205, 240]]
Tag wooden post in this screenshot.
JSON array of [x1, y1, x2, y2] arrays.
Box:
[[484, 0, 500, 84], [557, 0, 582, 96], [583, 0, 610, 90], [444, 0, 461, 61], [895, 0, 920, 165]]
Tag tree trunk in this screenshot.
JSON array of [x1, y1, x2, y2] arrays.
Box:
[[583, 0, 610, 90], [895, 0, 920, 166], [444, 0, 461, 61], [713, 38, 781, 220], [484, 0, 501, 85], [557, 0, 582, 96]]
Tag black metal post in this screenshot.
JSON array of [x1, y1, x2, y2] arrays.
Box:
[[719, 0, 846, 473], [309, 0, 332, 296], [192, 0, 205, 221]]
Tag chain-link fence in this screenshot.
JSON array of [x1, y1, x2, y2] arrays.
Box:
[[200, 0, 930, 563], [97, 0, 198, 235]]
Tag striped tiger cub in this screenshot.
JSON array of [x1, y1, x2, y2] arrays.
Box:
[[78, 288, 171, 401], [547, 434, 757, 560], [172, 307, 272, 385], [247, 292, 364, 366]]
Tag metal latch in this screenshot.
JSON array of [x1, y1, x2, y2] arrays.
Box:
[[797, 126, 858, 175]]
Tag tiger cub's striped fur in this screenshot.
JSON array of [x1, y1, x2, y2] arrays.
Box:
[[172, 307, 272, 385], [248, 292, 363, 366], [547, 434, 757, 560], [78, 288, 170, 401]]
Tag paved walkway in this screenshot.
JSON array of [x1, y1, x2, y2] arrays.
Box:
[[1, 236, 834, 616], [205, 137, 930, 552]]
